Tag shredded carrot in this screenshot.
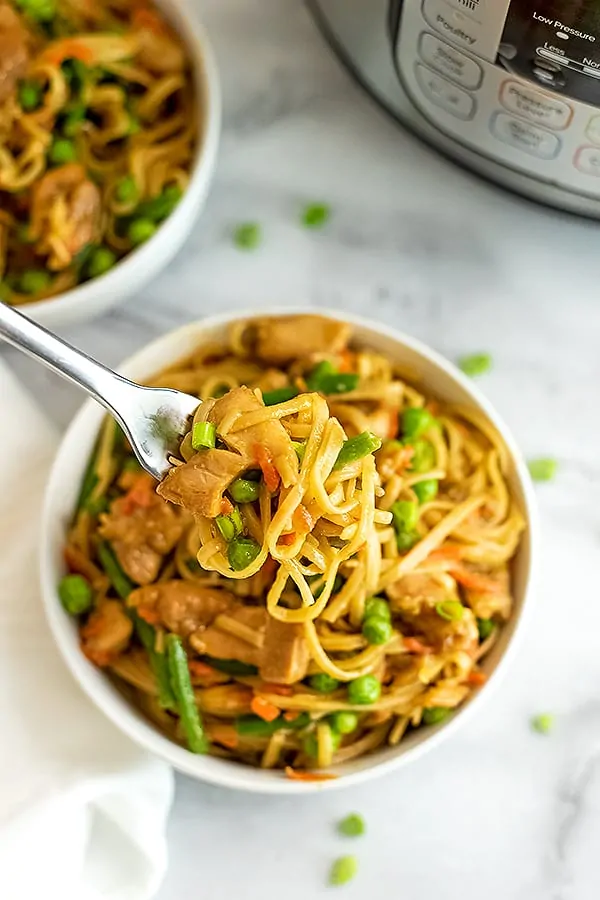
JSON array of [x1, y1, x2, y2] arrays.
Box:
[[205, 722, 239, 749], [393, 445, 414, 470], [467, 671, 488, 686], [427, 544, 465, 563], [136, 605, 160, 625], [127, 474, 155, 508], [337, 350, 356, 374], [283, 709, 302, 722], [450, 566, 501, 594], [259, 683, 294, 697], [284, 767, 338, 782], [279, 532, 296, 546], [251, 696, 280, 722], [425, 400, 441, 416], [44, 39, 94, 65], [404, 636, 432, 655], [189, 660, 217, 678], [386, 408, 399, 439], [132, 6, 166, 33], [292, 504, 314, 535], [220, 496, 234, 516], [254, 444, 280, 493]]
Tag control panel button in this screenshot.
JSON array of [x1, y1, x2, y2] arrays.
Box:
[[415, 64, 476, 119], [574, 146, 600, 176], [421, 0, 507, 62], [499, 80, 572, 131], [490, 112, 561, 160], [422, 0, 480, 52], [419, 32, 483, 89], [585, 116, 600, 146]]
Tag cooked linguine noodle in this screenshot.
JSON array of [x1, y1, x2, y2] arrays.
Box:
[[62, 315, 525, 774], [0, 0, 196, 305]]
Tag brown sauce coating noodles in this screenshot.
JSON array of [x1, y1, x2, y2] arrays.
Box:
[[0, 0, 196, 305], [64, 315, 525, 773]]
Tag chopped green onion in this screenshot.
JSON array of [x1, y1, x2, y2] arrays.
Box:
[[413, 478, 438, 504], [458, 352, 492, 377], [528, 458, 558, 482], [19, 269, 51, 294], [337, 813, 365, 837], [215, 507, 243, 541], [364, 597, 391, 621], [329, 856, 358, 887], [236, 711, 311, 737], [87, 246, 117, 279], [58, 574, 92, 616], [97, 541, 133, 600], [48, 137, 77, 164], [306, 360, 335, 388], [292, 441, 306, 463], [301, 202, 331, 228], [115, 175, 138, 203], [396, 530, 418, 552], [229, 478, 260, 503], [16, 0, 56, 23], [166, 634, 208, 753], [477, 617, 495, 641], [128, 217, 157, 245], [309, 673, 340, 693], [333, 431, 382, 470], [307, 361, 358, 395], [347, 674, 381, 705], [191, 421, 216, 450], [362, 616, 392, 645], [422, 707, 451, 726], [390, 499, 418, 534], [233, 222, 261, 250], [435, 600, 464, 622], [531, 713, 554, 734], [410, 438, 436, 473], [402, 406, 437, 439], [329, 711, 359, 735], [262, 386, 299, 406], [18, 79, 43, 111], [227, 536, 261, 571]]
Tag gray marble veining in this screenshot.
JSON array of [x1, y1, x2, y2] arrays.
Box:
[[3, 0, 600, 897]]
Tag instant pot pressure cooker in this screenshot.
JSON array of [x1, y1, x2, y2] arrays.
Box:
[[309, 0, 600, 217]]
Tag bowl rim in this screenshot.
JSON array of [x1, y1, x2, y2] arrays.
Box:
[[14, 0, 221, 322], [40, 307, 540, 794]]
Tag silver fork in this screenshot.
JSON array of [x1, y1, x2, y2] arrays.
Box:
[[0, 303, 199, 480]]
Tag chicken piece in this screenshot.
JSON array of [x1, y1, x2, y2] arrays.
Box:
[[30, 164, 101, 269], [0, 2, 30, 104], [461, 565, 513, 621], [81, 600, 133, 667], [254, 315, 351, 365], [387, 573, 448, 616], [196, 684, 254, 717], [210, 386, 298, 488], [157, 448, 248, 518], [99, 493, 185, 585], [259, 617, 310, 685], [128, 581, 235, 638], [388, 573, 478, 655], [190, 605, 268, 666], [134, 20, 185, 74]]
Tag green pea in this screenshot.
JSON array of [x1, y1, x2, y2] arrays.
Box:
[[329, 711, 359, 735], [477, 618, 495, 640], [87, 246, 117, 279], [62, 103, 86, 137], [390, 499, 418, 534], [402, 406, 437, 439], [413, 479, 438, 504], [364, 597, 390, 621], [17, 0, 56, 22], [329, 856, 358, 887], [362, 616, 392, 645], [309, 673, 340, 693], [58, 573, 92, 616], [49, 137, 77, 164], [227, 536, 261, 571], [115, 175, 138, 203], [396, 530, 418, 552], [19, 269, 51, 294], [18, 80, 43, 111], [410, 438, 436, 473], [347, 674, 381, 705], [229, 478, 260, 503], [301, 202, 331, 229], [422, 707, 451, 726], [128, 217, 157, 245], [303, 726, 340, 759], [233, 222, 261, 250], [337, 812, 365, 837]]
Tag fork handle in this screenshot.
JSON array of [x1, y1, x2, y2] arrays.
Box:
[[0, 302, 131, 415]]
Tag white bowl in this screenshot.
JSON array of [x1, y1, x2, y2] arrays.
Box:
[[17, 0, 220, 329], [40, 309, 539, 793]]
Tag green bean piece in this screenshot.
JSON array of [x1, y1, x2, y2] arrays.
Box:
[[97, 541, 133, 600], [133, 614, 177, 711], [306, 360, 358, 395], [229, 478, 261, 503], [333, 431, 382, 470], [166, 634, 208, 753], [215, 507, 243, 541], [58, 574, 92, 616], [227, 536, 261, 571], [236, 712, 311, 737], [262, 386, 299, 406], [76, 444, 100, 512]]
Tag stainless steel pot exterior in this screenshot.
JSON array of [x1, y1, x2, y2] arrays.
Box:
[[309, 0, 600, 218]]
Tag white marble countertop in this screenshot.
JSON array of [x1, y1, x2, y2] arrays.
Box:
[[5, 1, 600, 897]]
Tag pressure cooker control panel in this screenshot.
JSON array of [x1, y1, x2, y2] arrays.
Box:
[[393, 0, 600, 190]]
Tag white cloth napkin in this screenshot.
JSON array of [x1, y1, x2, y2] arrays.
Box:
[[0, 358, 174, 900]]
